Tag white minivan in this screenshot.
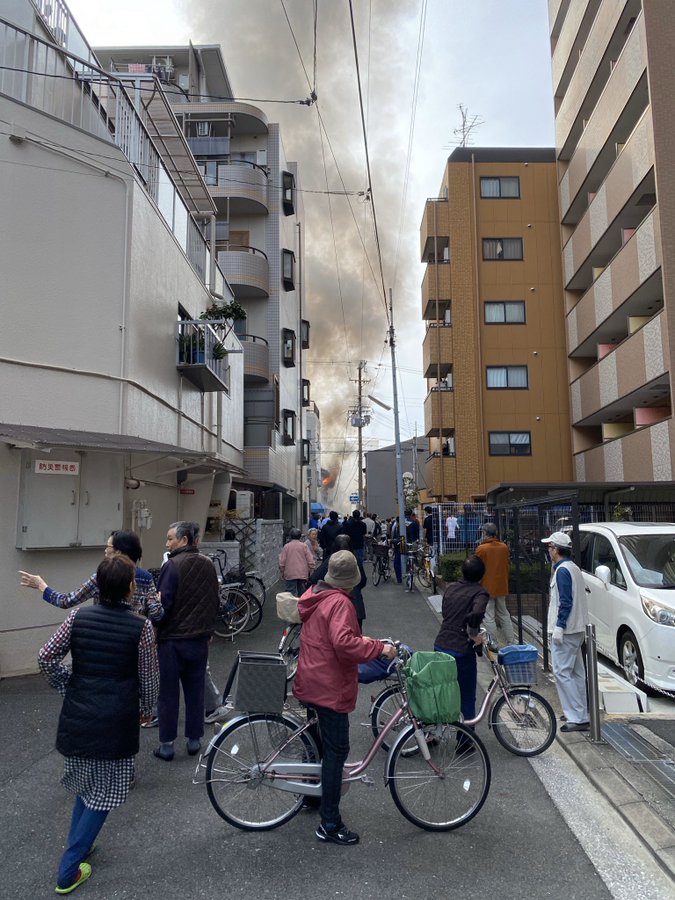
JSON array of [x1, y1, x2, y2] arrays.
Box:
[[578, 523, 675, 694]]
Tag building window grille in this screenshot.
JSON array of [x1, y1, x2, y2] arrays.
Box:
[[282, 409, 296, 445], [282, 249, 295, 290], [282, 329, 296, 367], [282, 171, 296, 215]]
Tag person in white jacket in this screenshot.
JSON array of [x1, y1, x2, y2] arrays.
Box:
[[541, 531, 589, 732]]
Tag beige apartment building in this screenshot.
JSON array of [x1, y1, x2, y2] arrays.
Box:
[[550, 0, 674, 481], [421, 147, 572, 502]]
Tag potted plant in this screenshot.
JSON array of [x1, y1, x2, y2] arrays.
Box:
[[177, 329, 205, 364], [212, 341, 228, 360]]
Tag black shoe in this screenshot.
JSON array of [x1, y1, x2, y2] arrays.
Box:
[[560, 721, 590, 733], [316, 823, 360, 845], [186, 739, 201, 756], [153, 743, 174, 761]]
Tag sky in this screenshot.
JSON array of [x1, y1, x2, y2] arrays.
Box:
[[67, 0, 556, 509]]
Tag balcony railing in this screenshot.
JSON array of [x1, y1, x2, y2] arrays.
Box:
[[0, 15, 227, 298], [217, 247, 269, 298], [176, 321, 230, 392], [240, 334, 270, 383]]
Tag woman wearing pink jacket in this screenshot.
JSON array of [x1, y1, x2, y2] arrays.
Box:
[[278, 529, 315, 596]]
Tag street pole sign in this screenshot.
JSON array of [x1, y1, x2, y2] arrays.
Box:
[[349, 493, 360, 503]]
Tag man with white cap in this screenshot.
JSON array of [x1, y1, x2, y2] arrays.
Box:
[[541, 531, 589, 732], [293, 550, 396, 845]]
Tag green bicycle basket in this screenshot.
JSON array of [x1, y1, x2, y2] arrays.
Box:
[[403, 651, 461, 724]]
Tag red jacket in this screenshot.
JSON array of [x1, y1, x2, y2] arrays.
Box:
[[293, 584, 384, 713]]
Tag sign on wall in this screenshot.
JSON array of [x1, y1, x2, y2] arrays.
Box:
[[34, 461, 80, 475]]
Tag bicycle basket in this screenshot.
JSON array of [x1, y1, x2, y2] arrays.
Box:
[[276, 591, 301, 624], [232, 651, 288, 714], [498, 644, 538, 685], [403, 651, 461, 724]]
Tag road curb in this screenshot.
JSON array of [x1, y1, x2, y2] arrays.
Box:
[[556, 730, 675, 883]]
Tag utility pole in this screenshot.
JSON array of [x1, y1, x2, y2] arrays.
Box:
[[349, 361, 370, 510], [389, 289, 407, 549]]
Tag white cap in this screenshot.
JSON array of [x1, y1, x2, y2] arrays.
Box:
[[541, 531, 572, 548]]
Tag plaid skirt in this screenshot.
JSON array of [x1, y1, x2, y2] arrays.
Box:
[[62, 756, 134, 811]]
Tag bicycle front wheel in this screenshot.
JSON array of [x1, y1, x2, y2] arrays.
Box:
[[490, 689, 556, 757], [245, 575, 267, 608], [206, 714, 319, 831], [372, 559, 382, 586], [370, 685, 406, 751], [416, 564, 432, 589], [279, 623, 302, 682], [242, 594, 263, 633], [213, 587, 250, 639], [387, 722, 491, 831]]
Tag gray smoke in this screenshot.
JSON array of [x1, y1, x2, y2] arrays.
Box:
[[181, 0, 428, 508]]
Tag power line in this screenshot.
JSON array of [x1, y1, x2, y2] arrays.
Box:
[[347, 0, 389, 324]]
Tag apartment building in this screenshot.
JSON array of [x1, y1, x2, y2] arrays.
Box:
[[94, 42, 312, 527], [549, 0, 674, 482], [0, 1, 247, 674], [421, 147, 572, 502]]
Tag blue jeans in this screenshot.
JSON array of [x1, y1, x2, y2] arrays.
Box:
[[314, 705, 350, 830], [285, 579, 306, 597], [434, 646, 478, 721], [158, 638, 208, 743], [58, 796, 108, 888]]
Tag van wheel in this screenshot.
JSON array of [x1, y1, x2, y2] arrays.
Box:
[[619, 630, 652, 695]]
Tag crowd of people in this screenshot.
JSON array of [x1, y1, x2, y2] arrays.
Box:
[[18, 506, 592, 888]]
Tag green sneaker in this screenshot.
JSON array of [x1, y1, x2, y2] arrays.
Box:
[[55, 862, 92, 894]]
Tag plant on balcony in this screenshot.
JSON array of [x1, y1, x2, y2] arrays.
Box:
[[177, 330, 205, 364], [212, 341, 228, 360], [199, 300, 247, 323]]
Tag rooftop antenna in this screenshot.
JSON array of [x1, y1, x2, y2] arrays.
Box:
[[446, 103, 484, 148]]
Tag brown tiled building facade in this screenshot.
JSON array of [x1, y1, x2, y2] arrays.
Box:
[[550, 0, 674, 482], [421, 148, 572, 501]]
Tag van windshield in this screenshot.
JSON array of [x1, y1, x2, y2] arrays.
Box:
[[618, 535, 675, 588]]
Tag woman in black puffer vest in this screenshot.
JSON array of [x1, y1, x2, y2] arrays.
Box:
[[39, 554, 158, 894]]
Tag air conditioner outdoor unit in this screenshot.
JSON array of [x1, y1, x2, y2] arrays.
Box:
[[235, 490, 254, 519]]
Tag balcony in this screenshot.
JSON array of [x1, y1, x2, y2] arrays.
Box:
[[217, 247, 269, 298], [187, 136, 231, 157], [425, 453, 458, 499], [424, 388, 455, 436], [422, 324, 453, 378], [240, 334, 270, 384], [421, 265, 452, 319], [420, 198, 449, 260], [176, 322, 230, 392], [570, 314, 669, 428], [210, 161, 269, 215]]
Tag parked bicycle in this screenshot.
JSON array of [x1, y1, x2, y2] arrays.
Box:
[[371, 540, 392, 586], [370, 633, 556, 757], [196, 643, 491, 833], [206, 550, 262, 639], [415, 543, 437, 593]]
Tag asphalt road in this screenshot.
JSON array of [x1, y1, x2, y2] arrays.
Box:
[[1, 574, 670, 899]]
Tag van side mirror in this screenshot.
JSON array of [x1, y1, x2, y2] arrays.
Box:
[[595, 564, 611, 587]]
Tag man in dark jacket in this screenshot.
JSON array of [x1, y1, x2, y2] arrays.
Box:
[[342, 510, 367, 563], [433, 555, 489, 721], [319, 511, 343, 559], [154, 521, 219, 761]]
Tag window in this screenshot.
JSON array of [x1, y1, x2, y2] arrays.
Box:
[[282, 329, 296, 367], [483, 238, 523, 260], [480, 176, 520, 199], [282, 171, 295, 215], [489, 432, 531, 456], [302, 378, 310, 406], [484, 301, 526, 324], [282, 249, 295, 290], [301, 439, 311, 465], [273, 376, 280, 431], [486, 366, 528, 389], [301, 319, 310, 349], [442, 432, 455, 457], [282, 409, 296, 445]]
